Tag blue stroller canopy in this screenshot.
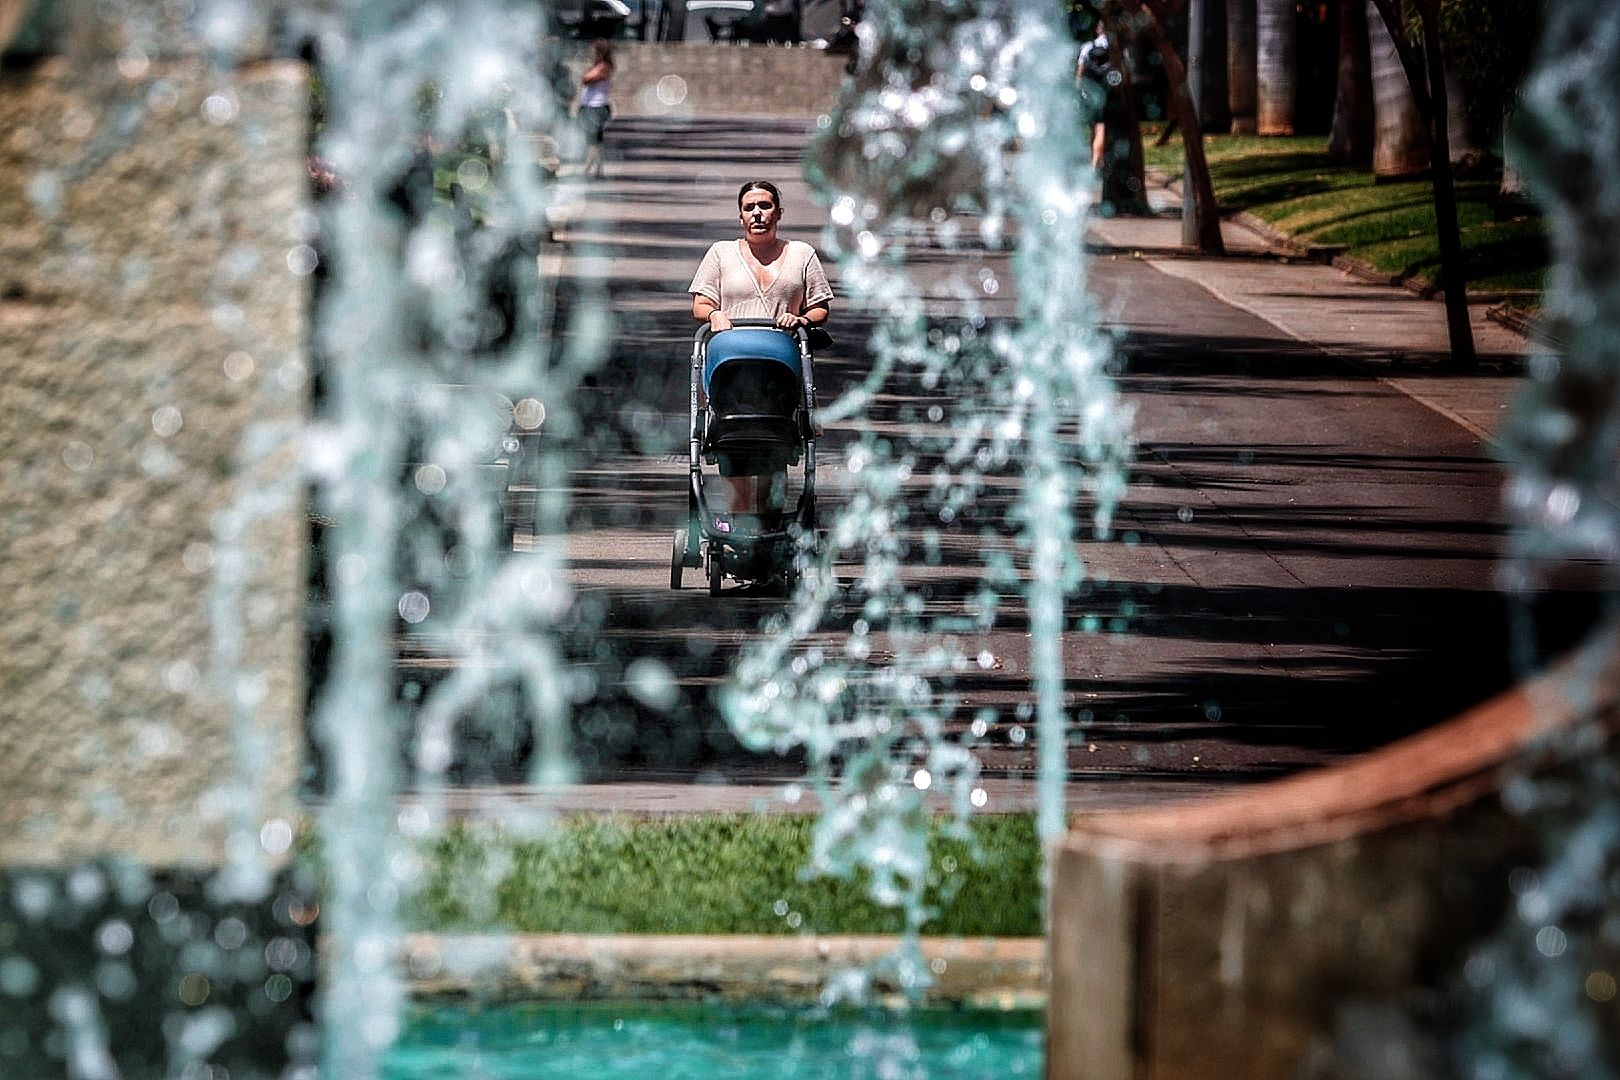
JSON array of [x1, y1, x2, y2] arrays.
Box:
[[703, 327, 801, 394]]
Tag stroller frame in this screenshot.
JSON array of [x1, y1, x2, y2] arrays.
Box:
[[670, 317, 820, 596]]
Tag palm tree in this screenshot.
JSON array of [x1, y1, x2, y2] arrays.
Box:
[[1225, 0, 1257, 133], [1327, 0, 1372, 163], [1367, 0, 1426, 177], [1255, 0, 1295, 135]]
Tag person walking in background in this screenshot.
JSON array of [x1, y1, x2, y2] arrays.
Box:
[[578, 39, 613, 179], [1076, 20, 1111, 173]]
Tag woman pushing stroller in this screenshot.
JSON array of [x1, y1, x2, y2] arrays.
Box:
[[689, 180, 833, 526]]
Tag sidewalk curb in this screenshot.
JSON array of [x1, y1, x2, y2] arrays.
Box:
[[1485, 301, 1555, 348]]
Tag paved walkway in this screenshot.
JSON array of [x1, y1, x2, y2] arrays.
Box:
[[449, 157, 1539, 819], [1086, 185, 1531, 446]]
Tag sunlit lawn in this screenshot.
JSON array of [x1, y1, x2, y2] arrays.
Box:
[[1142, 130, 1547, 295]]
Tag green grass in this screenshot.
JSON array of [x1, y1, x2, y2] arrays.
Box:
[[410, 813, 1044, 938], [1141, 129, 1547, 295]]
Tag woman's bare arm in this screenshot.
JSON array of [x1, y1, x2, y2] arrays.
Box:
[[692, 295, 732, 331]]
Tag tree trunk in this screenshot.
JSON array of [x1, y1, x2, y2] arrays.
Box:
[[1326, 0, 1373, 163], [1255, 0, 1295, 134], [1226, 0, 1257, 133], [1414, 0, 1476, 368], [1368, 0, 1477, 368], [1137, 0, 1226, 253], [1200, 0, 1231, 131], [1367, 0, 1426, 177]]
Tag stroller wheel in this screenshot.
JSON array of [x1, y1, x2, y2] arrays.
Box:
[[669, 529, 685, 590], [708, 550, 724, 597]]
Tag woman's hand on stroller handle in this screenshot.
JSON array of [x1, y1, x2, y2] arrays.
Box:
[[694, 316, 813, 345]]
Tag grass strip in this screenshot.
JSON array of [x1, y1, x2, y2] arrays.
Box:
[[1141, 131, 1547, 295], [411, 813, 1044, 938]]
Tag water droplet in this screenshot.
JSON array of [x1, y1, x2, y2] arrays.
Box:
[[1543, 484, 1580, 526], [656, 74, 688, 106], [513, 398, 546, 430], [260, 818, 294, 855], [151, 405, 183, 438], [625, 658, 678, 712], [397, 591, 430, 624], [455, 157, 491, 192], [62, 441, 94, 472], [286, 244, 319, 276], [413, 464, 447, 495], [95, 962, 137, 1002], [177, 973, 211, 1006], [62, 108, 95, 140], [201, 93, 238, 126], [0, 957, 40, 997], [214, 917, 249, 951], [67, 867, 105, 906], [164, 659, 199, 694]]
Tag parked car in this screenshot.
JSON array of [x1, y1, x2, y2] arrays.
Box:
[[553, 0, 657, 40], [674, 0, 801, 43]]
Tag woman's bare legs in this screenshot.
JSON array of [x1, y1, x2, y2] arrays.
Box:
[[723, 473, 786, 523]]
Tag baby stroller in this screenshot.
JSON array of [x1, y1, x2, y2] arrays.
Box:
[[669, 318, 823, 596]]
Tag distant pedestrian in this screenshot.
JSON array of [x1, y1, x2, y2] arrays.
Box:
[[578, 39, 613, 179], [1077, 21, 1112, 173]]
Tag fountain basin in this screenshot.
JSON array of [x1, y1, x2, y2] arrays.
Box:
[[1047, 622, 1620, 1078], [406, 933, 1045, 1009]]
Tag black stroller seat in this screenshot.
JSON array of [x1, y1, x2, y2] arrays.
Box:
[[704, 358, 805, 465]]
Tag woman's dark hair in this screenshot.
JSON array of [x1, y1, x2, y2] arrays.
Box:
[[590, 39, 613, 65], [737, 180, 783, 210]]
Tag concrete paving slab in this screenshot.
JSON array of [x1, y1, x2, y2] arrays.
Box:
[[1086, 175, 1532, 447]]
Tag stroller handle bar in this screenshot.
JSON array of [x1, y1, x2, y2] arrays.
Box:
[[692, 316, 811, 346]]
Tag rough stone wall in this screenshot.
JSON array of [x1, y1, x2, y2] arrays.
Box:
[[0, 57, 309, 866]]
